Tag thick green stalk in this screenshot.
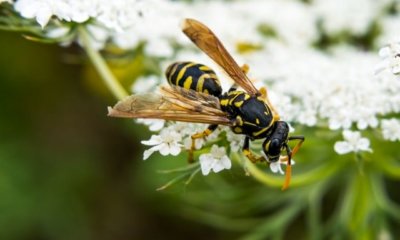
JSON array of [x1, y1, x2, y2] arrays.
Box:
[[234, 152, 344, 189], [78, 27, 128, 100]]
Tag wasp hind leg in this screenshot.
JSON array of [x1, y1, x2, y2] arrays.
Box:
[[281, 135, 305, 190], [242, 136, 265, 163], [241, 64, 250, 74], [189, 124, 218, 163]]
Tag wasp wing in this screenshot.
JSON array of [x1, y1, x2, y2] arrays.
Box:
[[182, 18, 259, 96], [107, 86, 233, 126]]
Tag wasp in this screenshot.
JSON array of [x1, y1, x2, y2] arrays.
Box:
[[108, 18, 304, 189]]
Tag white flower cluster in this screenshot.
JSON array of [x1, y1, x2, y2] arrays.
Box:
[[14, 0, 146, 30], [312, 0, 389, 35], [381, 118, 400, 141], [378, 41, 400, 75], [334, 130, 372, 155], [13, 0, 383, 52], [14, 0, 182, 50], [138, 120, 289, 176], [139, 120, 249, 176]]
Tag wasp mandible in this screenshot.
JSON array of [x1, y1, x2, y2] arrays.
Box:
[[108, 18, 304, 189]]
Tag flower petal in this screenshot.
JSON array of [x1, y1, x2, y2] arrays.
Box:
[[143, 149, 155, 160], [334, 141, 352, 154], [357, 138, 372, 152], [270, 161, 284, 175], [143, 145, 162, 160], [158, 143, 171, 156], [168, 143, 182, 156], [36, 7, 53, 28], [199, 154, 212, 175], [141, 135, 162, 146], [220, 156, 232, 170]]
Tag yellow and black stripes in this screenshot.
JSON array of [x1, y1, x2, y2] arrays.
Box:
[[165, 62, 222, 96]]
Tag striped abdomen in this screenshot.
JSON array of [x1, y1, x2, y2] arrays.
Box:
[[165, 62, 222, 97]]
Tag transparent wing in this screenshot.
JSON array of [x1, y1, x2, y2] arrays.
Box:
[[107, 86, 233, 126], [182, 18, 259, 96]]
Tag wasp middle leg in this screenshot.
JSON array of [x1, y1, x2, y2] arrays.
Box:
[[189, 124, 219, 163], [242, 136, 265, 163]]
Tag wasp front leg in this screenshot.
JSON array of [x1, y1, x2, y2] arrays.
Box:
[[280, 136, 305, 163], [288, 136, 305, 157], [242, 136, 265, 163], [188, 124, 218, 163]]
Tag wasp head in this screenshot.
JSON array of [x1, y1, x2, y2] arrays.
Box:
[[262, 121, 290, 162]]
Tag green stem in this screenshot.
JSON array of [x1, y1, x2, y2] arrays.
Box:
[[185, 168, 201, 185], [78, 26, 128, 100], [157, 162, 200, 174], [338, 173, 356, 225], [181, 207, 260, 232], [308, 182, 325, 240], [375, 158, 400, 179], [156, 171, 191, 191], [0, 25, 40, 32], [234, 152, 345, 188], [370, 173, 400, 222]]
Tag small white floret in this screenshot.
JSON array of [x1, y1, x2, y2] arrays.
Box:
[[141, 130, 183, 160], [381, 119, 400, 141], [199, 145, 232, 175], [334, 130, 372, 154]]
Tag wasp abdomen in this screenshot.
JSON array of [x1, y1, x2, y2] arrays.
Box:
[[165, 62, 222, 97]]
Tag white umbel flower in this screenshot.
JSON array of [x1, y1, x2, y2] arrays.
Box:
[[312, 0, 387, 35], [131, 75, 160, 94], [381, 119, 400, 141], [141, 129, 183, 160], [226, 131, 245, 152], [269, 158, 295, 175], [378, 41, 400, 75], [14, 0, 54, 28], [334, 130, 372, 155], [136, 119, 165, 132], [199, 145, 232, 175]]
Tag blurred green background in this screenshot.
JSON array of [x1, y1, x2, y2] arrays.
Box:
[[0, 30, 224, 240]]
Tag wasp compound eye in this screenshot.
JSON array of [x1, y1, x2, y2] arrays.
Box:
[[267, 139, 281, 161]]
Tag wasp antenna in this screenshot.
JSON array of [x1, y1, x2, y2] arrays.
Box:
[[281, 163, 292, 191], [282, 144, 292, 190]]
